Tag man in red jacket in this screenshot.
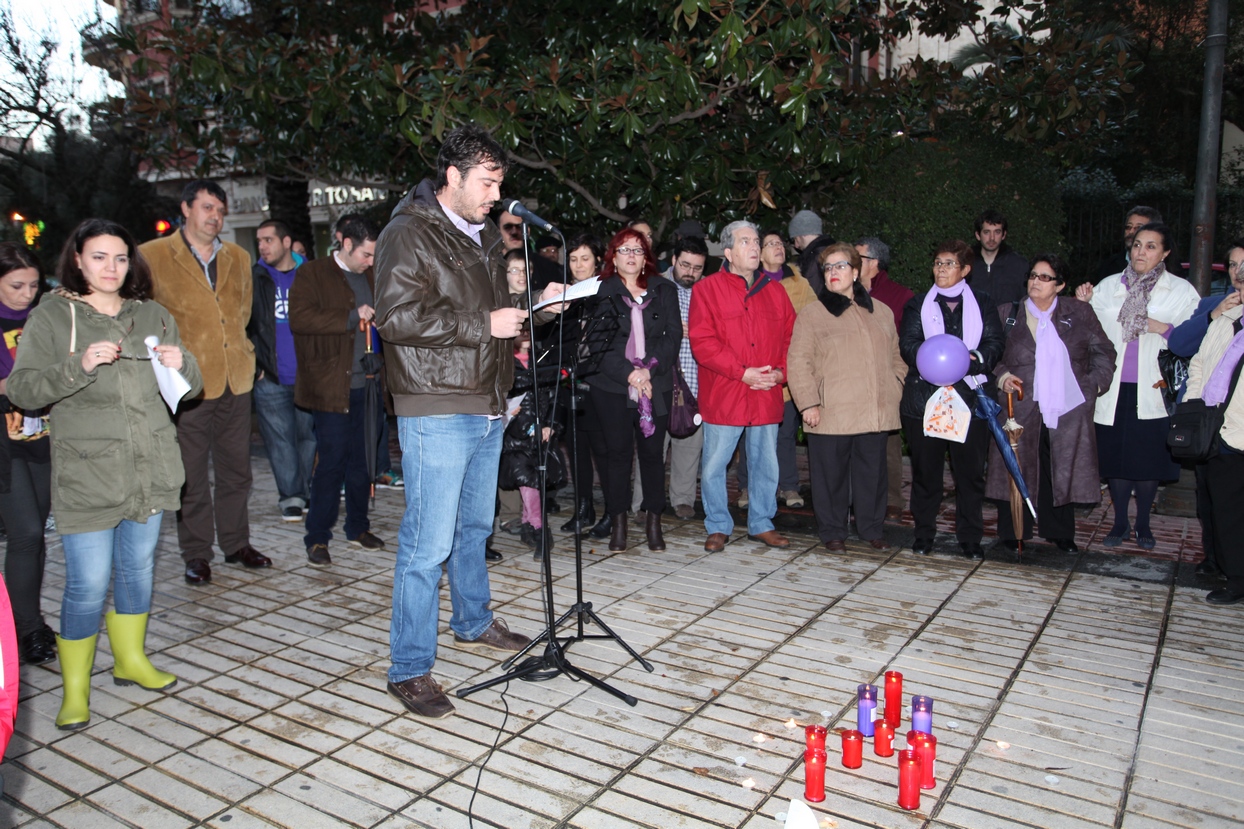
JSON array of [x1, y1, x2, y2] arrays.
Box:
[[689, 221, 796, 552]]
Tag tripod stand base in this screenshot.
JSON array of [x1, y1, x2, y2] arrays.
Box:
[[456, 642, 639, 706]]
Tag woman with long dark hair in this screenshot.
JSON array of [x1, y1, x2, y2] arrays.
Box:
[[0, 242, 55, 664], [8, 219, 202, 730], [582, 228, 680, 552]]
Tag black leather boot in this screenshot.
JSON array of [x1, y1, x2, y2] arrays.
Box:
[[589, 513, 612, 539], [561, 496, 597, 533], [646, 510, 666, 552], [609, 513, 628, 552]]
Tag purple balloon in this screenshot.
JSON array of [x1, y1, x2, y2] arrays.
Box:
[[917, 334, 971, 386]]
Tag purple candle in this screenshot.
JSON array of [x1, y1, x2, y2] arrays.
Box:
[[857, 684, 878, 737], [911, 695, 933, 734]]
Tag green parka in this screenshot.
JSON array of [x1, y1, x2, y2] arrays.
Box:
[[6, 290, 203, 534]]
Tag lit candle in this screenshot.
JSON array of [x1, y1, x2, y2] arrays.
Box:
[[873, 718, 895, 757], [897, 749, 921, 810], [912, 731, 937, 789], [911, 695, 933, 734], [884, 671, 903, 728], [804, 748, 827, 802], [805, 724, 828, 752], [857, 684, 877, 737], [841, 729, 863, 769]]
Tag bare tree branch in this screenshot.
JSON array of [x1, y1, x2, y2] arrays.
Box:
[[509, 150, 629, 222]]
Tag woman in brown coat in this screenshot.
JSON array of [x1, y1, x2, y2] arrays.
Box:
[[988, 254, 1116, 551], [788, 243, 907, 551]]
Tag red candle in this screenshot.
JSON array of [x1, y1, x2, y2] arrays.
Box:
[[873, 718, 895, 757], [884, 671, 903, 728], [804, 748, 827, 802], [805, 724, 828, 752], [897, 748, 921, 810], [841, 729, 863, 769], [913, 732, 937, 789]]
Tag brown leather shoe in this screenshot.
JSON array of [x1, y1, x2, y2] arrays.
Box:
[[224, 545, 272, 569], [646, 510, 666, 551], [824, 539, 846, 552], [885, 506, 904, 521], [869, 538, 896, 551], [748, 530, 790, 548], [387, 675, 454, 719], [609, 512, 628, 552], [184, 558, 212, 585], [453, 618, 531, 653], [704, 532, 729, 552]]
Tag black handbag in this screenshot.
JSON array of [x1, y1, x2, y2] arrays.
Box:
[[1167, 337, 1244, 463], [668, 365, 702, 438], [1156, 349, 1190, 416]]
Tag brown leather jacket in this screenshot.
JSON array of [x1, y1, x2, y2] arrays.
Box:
[[289, 256, 377, 414], [374, 180, 512, 417]]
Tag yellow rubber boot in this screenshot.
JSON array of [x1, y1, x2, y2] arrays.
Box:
[[55, 634, 97, 731], [105, 611, 177, 691]]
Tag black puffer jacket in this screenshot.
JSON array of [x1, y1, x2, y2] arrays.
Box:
[[498, 358, 566, 491], [374, 180, 512, 417]]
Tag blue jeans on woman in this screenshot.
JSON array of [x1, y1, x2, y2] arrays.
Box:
[[388, 414, 501, 683], [59, 514, 164, 640]]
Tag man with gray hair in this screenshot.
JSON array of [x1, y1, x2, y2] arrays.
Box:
[[689, 220, 796, 552], [855, 236, 914, 520]]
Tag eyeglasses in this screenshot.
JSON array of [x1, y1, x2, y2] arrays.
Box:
[[501, 222, 522, 233], [115, 317, 164, 360], [505, 267, 526, 275], [1027, 271, 1059, 283], [859, 255, 877, 261], [616, 247, 645, 257], [823, 261, 853, 273], [933, 259, 961, 270], [763, 240, 785, 249], [675, 262, 705, 274]]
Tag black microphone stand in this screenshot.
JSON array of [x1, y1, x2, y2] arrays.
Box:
[[457, 221, 652, 706]]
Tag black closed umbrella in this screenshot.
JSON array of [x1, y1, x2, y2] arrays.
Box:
[[360, 320, 384, 504]]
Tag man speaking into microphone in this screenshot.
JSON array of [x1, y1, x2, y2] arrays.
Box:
[[374, 124, 565, 719]]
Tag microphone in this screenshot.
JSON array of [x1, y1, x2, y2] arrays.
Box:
[[503, 199, 558, 234]]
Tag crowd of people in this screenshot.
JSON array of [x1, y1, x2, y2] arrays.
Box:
[[2, 124, 1242, 727]]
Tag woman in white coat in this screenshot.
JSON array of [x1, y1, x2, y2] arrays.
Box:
[[1075, 223, 1199, 549]]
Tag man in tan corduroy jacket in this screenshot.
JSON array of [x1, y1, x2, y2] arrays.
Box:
[[140, 180, 271, 586]]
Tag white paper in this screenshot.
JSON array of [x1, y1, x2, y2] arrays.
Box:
[[783, 800, 819, 829], [145, 336, 193, 413], [532, 276, 600, 311], [503, 393, 526, 428]]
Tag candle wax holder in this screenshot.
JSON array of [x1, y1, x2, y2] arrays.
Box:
[[897, 749, 922, 810], [805, 724, 828, 752], [914, 732, 937, 789], [873, 718, 895, 757], [857, 684, 878, 737], [884, 671, 903, 728], [841, 729, 863, 769], [804, 748, 827, 802], [911, 694, 934, 734]]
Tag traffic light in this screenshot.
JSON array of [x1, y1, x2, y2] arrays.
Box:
[[155, 218, 173, 235]]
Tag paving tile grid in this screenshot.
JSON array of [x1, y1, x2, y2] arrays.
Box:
[[1, 455, 1240, 829]]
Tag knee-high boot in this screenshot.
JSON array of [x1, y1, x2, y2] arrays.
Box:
[[105, 611, 177, 691], [55, 634, 97, 731]]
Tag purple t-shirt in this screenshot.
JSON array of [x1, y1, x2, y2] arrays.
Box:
[[261, 262, 299, 385]]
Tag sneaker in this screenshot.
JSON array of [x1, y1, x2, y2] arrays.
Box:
[[736, 488, 749, 509], [348, 531, 385, 551], [781, 490, 804, 508], [281, 506, 303, 522], [452, 618, 531, 653], [387, 674, 455, 719], [306, 543, 332, 566], [376, 470, 404, 489]]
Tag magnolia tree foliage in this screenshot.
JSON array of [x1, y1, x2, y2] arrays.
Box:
[[114, 0, 1141, 234]]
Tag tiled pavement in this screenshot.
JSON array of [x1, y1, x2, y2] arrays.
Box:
[[2, 458, 1240, 829]]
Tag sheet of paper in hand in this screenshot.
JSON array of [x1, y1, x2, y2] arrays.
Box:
[[145, 336, 193, 413]]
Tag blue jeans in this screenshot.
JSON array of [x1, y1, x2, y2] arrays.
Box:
[[389, 415, 501, 682], [737, 399, 801, 492], [253, 376, 316, 510], [701, 423, 779, 536], [60, 514, 164, 640], [305, 387, 372, 547]]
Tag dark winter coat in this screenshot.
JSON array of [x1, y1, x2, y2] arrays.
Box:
[[498, 356, 566, 491], [985, 298, 1117, 506], [898, 288, 1007, 420], [583, 274, 681, 416]]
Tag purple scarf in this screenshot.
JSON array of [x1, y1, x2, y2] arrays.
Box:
[[1202, 327, 1244, 406], [622, 294, 658, 437], [0, 301, 31, 381], [920, 280, 984, 386], [1027, 298, 1085, 428], [1118, 261, 1164, 344]]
